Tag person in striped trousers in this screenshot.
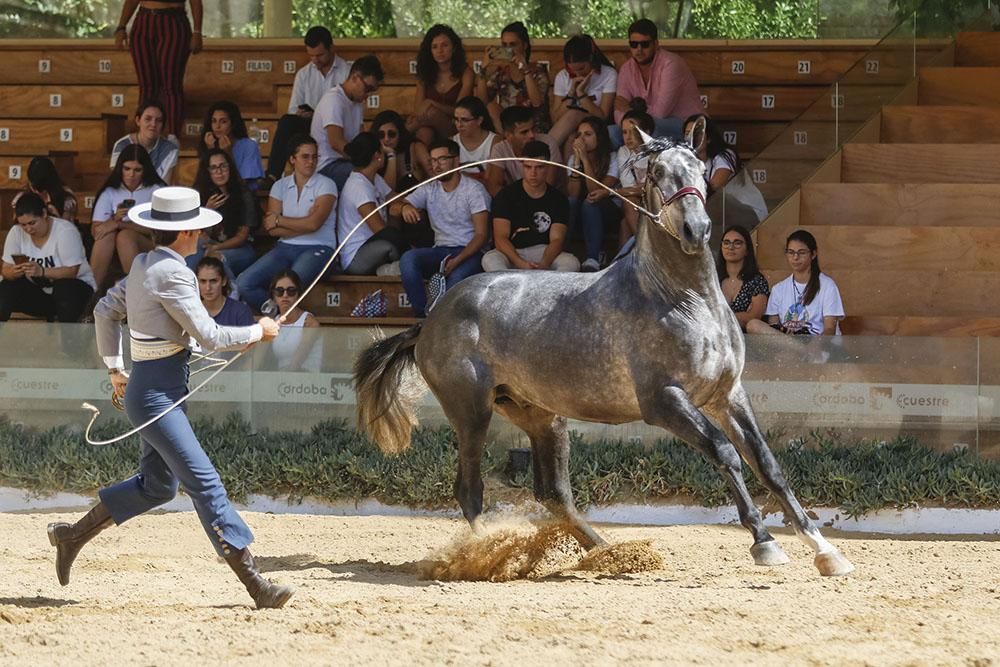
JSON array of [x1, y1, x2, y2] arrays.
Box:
[[114, 1, 204, 139]]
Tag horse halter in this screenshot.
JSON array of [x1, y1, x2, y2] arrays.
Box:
[[649, 183, 707, 241]]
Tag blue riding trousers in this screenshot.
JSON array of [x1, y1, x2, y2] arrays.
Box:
[[98, 351, 253, 557]]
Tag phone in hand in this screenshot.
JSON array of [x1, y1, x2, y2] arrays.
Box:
[[11, 254, 29, 265], [492, 46, 513, 61], [118, 198, 136, 210]]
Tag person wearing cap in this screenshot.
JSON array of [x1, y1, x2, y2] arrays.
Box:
[[46, 187, 294, 610]]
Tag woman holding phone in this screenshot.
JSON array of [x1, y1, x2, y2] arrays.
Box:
[[90, 144, 165, 289], [476, 21, 550, 133]]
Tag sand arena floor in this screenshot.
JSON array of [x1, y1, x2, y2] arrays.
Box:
[[1, 511, 999, 666]]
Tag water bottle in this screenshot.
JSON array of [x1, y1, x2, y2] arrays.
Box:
[[248, 118, 261, 143]]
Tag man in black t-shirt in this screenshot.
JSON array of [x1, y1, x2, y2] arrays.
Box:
[[482, 141, 580, 272]]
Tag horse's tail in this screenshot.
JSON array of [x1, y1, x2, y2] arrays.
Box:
[[353, 324, 426, 455]]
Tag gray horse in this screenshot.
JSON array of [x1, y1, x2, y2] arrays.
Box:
[[354, 123, 854, 576]]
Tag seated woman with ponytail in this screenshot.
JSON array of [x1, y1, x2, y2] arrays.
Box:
[[747, 229, 844, 336], [337, 132, 406, 275]]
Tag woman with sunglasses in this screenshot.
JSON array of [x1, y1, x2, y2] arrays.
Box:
[[748, 229, 844, 336], [716, 225, 769, 331], [370, 110, 423, 191], [187, 149, 259, 282], [195, 256, 255, 326], [450, 96, 497, 182], [267, 270, 321, 372]]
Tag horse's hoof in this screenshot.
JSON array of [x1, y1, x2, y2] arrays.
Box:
[[814, 550, 855, 576], [750, 540, 790, 567]]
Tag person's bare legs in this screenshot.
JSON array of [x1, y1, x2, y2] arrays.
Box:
[[116, 229, 155, 274], [746, 319, 782, 335], [549, 108, 586, 147], [89, 230, 118, 290]]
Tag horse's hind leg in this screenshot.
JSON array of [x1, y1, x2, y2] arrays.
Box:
[[718, 386, 854, 577], [435, 377, 494, 532], [494, 402, 605, 549], [641, 386, 789, 567]]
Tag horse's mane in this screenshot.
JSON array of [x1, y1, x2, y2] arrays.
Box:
[[625, 137, 698, 171]]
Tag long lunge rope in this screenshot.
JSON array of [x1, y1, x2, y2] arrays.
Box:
[[81, 156, 670, 446]]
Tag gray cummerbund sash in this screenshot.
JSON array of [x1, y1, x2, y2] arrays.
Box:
[[130, 336, 186, 361]]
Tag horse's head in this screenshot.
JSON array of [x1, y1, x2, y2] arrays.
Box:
[[633, 118, 712, 255]]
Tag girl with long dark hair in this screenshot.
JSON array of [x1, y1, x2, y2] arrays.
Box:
[[549, 35, 617, 145], [477, 21, 550, 133], [450, 96, 497, 181], [370, 110, 423, 190], [409, 24, 475, 141], [567, 115, 620, 271], [199, 101, 265, 186], [188, 148, 259, 278], [749, 229, 844, 335], [716, 225, 769, 330], [90, 144, 166, 288]]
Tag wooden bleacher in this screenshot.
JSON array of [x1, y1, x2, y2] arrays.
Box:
[[0, 37, 949, 327], [756, 31, 1000, 337]]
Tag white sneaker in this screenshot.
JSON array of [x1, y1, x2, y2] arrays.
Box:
[[581, 258, 600, 272]]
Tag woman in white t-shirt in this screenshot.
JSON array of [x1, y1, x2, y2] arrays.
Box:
[[567, 116, 620, 272], [549, 35, 617, 146], [450, 96, 497, 182], [338, 132, 404, 275], [748, 229, 844, 336], [90, 144, 165, 289], [0, 192, 96, 322]]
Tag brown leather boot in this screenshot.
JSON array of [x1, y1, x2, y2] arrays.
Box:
[[224, 547, 294, 609], [47, 502, 114, 586]]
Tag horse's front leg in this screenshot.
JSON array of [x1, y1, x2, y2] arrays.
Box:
[[718, 384, 855, 577], [641, 385, 789, 567]]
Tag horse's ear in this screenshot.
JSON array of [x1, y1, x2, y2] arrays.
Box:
[[637, 128, 655, 146], [685, 116, 707, 152]]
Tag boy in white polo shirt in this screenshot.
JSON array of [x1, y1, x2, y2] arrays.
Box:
[[312, 55, 384, 192]]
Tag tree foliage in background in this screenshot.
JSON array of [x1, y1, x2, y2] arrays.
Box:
[[293, 0, 396, 39], [0, 0, 111, 37], [688, 0, 819, 39], [889, 0, 989, 36]]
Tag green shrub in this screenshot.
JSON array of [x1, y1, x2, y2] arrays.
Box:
[[3, 416, 1000, 518]]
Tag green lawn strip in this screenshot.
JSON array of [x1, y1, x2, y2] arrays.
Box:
[[2, 416, 999, 518]]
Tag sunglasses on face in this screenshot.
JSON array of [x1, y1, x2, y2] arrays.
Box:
[[272, 286, 299, 297], [378, 129, 398, 139], [629, 39, 652, 49]]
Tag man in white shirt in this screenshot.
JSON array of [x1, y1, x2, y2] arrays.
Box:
[[266, 26, 350, 182], [312, 55, 384, 191], [0, 192, 95, 322], [390, 139, 490, 317]]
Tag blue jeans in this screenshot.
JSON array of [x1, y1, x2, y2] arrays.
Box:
[[319, 158, 353, 192], [609, 116, 684, 149], [399, 245, 482, 317], [570, 197, 622, 262], [235, 241, 333, 310], [98, 352, 253, 557]]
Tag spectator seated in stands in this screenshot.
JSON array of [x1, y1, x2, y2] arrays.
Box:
[[185, 149, 260, 286], [615, 100, 654, 250], [482, 140, 579, 273], [337, 132, 407, 275], [235, 135, 337, 313], [612, 18, 704, 145], [266, 26, 349, 184], [408, 24, 475, 145], [747, 229, 845, 336], [451, 96, 498, 183], [716, 225, 769, 331], [567, 115, 621, 272], [13, 157, 78, 224], [90, 144, 165, 290], [485, 105, 563, 197], [267, 270, 322, 372], [549, 34, 617, 147], [371, 110, 423, 190], [476, 21, 550, 134], [196, 256, 255, 326], [110, 99, 179, 182], [198, 101, 264, 189], [391, 139, 490, 317], [684, 113, 768, 227], [313, 55, 384, 192], [0, 192, 96, 322]]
